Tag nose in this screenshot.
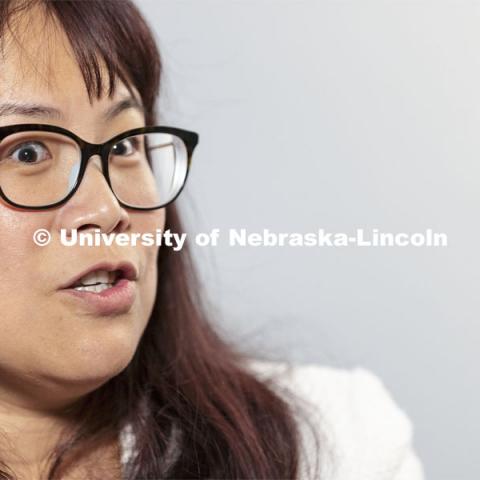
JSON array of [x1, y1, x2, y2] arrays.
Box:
[[52, 154, 131, 235]]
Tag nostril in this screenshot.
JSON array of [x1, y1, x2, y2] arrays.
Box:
[[78, 224, 99, 231], [63, 225, 100, 240]]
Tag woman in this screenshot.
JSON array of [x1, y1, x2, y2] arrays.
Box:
[[0, 1, 424, 479]]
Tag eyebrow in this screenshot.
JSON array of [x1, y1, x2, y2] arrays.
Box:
[[0, 96, 145, 121]]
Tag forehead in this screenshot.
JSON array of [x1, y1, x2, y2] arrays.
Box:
[[0, 1, 135, 108]]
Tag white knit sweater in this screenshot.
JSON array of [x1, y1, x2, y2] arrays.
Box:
[[119, 359, 425, 480]]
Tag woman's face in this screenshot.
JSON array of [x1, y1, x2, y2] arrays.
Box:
[[0, 9, 165, 407]]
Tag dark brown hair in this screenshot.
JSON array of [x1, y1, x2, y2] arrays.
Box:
[[0, 1, 319, 478]]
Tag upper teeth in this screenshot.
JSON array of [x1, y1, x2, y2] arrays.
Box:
[[74, 270, 117, 288]]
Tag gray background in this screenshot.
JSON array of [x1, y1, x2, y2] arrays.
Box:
[[136, 1, 479, 479]]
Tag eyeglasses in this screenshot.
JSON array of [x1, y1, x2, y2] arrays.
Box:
[[0, 123, 199, 210]]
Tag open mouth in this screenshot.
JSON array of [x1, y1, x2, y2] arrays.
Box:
[[71, 269, 123, 293], [59, 261, 138, 293], [58, 261, 138, 315]]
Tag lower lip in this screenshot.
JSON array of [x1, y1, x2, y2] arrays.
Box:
[[58, 278, 136, 316]]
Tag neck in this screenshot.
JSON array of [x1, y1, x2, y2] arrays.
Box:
[[0, 393, 121, 479]]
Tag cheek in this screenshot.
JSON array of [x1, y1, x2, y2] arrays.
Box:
[[139, 249, 158, 325], [131, 208, 166, 324], [0, 207, 53, 292], [0, 208, 58, 369]]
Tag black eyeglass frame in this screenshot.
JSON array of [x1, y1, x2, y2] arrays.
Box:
[[0, 123, 199, 211]]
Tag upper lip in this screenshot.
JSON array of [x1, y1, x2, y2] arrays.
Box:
[[58, 261, 138, 290]]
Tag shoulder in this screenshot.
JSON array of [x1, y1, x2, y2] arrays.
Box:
[[243, 358, 425, 480]]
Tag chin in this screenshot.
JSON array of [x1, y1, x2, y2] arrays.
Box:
[[41, 356, 132, 398], [52, 338, 136, 384]]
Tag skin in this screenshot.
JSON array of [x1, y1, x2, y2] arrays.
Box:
[[0, 4, 165, 479]]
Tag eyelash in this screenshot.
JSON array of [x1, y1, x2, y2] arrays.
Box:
[[8, 141, 51, 164], [112, 136, 141, 156]]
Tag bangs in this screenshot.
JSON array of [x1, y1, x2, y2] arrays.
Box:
[[0, 0, 161, 123]]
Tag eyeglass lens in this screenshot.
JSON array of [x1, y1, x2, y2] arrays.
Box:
[[0, 131, 189, 208]]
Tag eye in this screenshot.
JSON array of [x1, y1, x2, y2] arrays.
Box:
[[111, 137, 140, 157], [8, 141, 51, 164]]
